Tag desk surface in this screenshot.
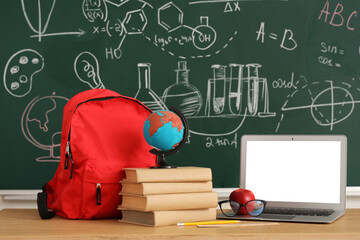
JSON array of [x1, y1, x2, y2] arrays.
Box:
[[1, 209, 360, 240]]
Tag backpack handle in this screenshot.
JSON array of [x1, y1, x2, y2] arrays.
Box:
[[37, 185, 56, 219]]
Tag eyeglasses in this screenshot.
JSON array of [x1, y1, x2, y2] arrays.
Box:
[[218, 199, 267, 217]]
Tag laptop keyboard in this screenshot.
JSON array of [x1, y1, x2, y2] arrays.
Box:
[[262, 207, 335, 217]]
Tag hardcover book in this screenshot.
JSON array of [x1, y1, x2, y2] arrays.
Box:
[[120, 181, 213, 195], [122, 167, 212, 183], [119, 192, 218, 211], [119, 208, 217, 227]]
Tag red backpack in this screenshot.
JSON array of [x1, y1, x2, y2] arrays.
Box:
[[37, 89, 157, 219]]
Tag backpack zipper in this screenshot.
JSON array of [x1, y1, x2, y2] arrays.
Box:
[[64, 141, 71, 170], [96, 183, 102, 205], [64, 140, 74, 179], [74, 96, 119, 111], [63, 95, 152, 179]]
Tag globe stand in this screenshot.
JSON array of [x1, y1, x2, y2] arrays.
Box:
[[149, 107, 189, 169], [149, 151, 176, 169]]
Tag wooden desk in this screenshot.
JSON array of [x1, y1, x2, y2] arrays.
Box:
[[1, 209, 360, 240]]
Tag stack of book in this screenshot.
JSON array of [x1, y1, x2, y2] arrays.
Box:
[[118, 167, 218, 227]]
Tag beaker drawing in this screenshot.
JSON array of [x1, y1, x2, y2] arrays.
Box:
[[246, 63, 261, 115], [228, 64, 244, 115], [205, 65, 227, 116], [162, 61, 202, 117], [134, 63, 167, 111]]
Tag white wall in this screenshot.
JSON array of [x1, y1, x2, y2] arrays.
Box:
[[0, 190, 39, 210], [1, 187, 360, 210]]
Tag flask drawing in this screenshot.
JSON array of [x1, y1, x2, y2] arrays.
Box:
[[192, 16, 217, 50], [134, 63, 167, 111], [162, 61, 202, 117]]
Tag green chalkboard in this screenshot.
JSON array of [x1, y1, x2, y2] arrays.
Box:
[[1, 0, 360, 189]]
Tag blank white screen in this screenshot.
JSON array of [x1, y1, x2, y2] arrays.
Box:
[[245, 141, 341, 204]]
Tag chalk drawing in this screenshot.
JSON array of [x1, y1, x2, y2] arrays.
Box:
[[189, 0, 288, 5], [204, 63, 275, 118], [3, 49, 44, 97], [74, 51, 105, 89], [256, 22, 297, 51], [192, 16, 217, 51], [82, 0, 108, 23], [134, 63, 168, 112], [21, 0, 85, 41], [21, 94, 69, 162], [141, 30, 238, 59], [158, 2, 184, 33], [276, 76, 359, 132], [162, 61, 203, 117], [104, 0, 153, 9], [104, 1, 151, 50], [160, 63, 275, 136]]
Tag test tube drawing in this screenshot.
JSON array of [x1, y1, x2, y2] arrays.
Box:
[[204, 63, 275, 118], [257, 78, 276, 117], [228, 64, 244, 115], [246, 63, 261, 115], [207, 65, 227, 115]]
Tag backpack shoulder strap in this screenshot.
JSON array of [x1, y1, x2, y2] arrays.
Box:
[[37, 185, 56, 219]]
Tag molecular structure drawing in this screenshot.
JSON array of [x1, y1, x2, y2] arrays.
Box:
[[85, 0, 218, 53]]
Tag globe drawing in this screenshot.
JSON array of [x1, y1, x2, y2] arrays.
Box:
[[143, 110, 184, 151], [21, 95, 69, 162], [279, 80, 355, 132], [310, 86, 354, 130]]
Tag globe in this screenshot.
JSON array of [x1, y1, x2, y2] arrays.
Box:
[[143, 110, 184, 151]]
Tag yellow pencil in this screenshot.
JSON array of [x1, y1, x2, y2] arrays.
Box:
[[177, 220, 241, 226], [197, 222, 280, 228]]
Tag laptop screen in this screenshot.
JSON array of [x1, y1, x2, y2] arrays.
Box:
[[244, 140, 341, 204]]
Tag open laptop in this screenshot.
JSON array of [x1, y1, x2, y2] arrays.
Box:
[[218, 135, 347, 223]]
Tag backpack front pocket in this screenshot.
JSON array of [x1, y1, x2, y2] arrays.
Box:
[[82, 163, 123, 219]]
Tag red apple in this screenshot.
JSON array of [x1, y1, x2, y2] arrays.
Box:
[[229, 188, 255, 215]]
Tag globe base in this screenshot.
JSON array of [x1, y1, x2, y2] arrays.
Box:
[[149, 152, 177, 169], [150, 165, 177, 169]]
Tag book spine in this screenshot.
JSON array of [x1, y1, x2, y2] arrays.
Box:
[[121, 181, 213, 195], [154, 208, 217, 227], [120, 208, 217, 227], [142, 181, 213, 195], [125, 168, 212, 183], [120, 192, 218, 211]]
